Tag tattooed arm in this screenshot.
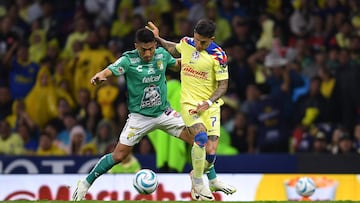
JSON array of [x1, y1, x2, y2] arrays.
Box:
[[146, 21, 181, 57], [156, 37, 181, 57], [196, 79, 228, 112], [209, 79, 228, 103]]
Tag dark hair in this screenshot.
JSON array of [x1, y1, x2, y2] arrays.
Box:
[[194, 19, 216, 38], [135, 28, 155, 43], [40, 131, 51, 138]]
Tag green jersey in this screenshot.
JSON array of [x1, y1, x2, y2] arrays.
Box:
[[107, 47, 176, 117]]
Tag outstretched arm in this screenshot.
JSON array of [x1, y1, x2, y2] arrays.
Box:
[[90, 68, 113, 85], [146, 22, 181, 58]]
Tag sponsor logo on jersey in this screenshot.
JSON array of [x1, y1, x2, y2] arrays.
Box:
[[216, 69, 227, 74], [136, 65, 143, 72], [155, 53, 163, 59], [148, 67, 155, 74], [130, 57, 141, 63], [142, 74, 161, 83], [141, 85, 162, 108], [188, 109, 198, 115], [182, 64, 208, 79]]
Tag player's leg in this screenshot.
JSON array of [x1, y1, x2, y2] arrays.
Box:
[[204, 135, 218, 181], [160, 108, 214, 201], [190, 123, 215, 201], [205, 136, 236, 195], [155, 108, 191, 172], [188, 123, 214, 201], [72, 142, 133, 201], [73, 113, 156, 201], [158, 107, 193, 144], [204, 106, 236, 195]]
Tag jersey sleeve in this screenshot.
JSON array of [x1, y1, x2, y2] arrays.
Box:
[[175, 37, 188, 54], [164, 49, 176, 68], [106, 56, 130, 76], [213, 49, 229, 81]]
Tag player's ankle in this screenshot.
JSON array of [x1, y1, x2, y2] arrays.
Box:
[[209, 177, 218, 184], [83, 179, 91, 187]]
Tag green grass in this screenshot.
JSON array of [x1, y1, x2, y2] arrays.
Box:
[[0, 201, 358, 203]]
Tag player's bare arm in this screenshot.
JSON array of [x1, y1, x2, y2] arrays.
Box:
[[196, 79, 228, 112], [156, 38, 181, 58], [169, 58, 181, 72], [210, 79, 228, 102], [146, 21, 181, 58], [90, 68, 112, 85]]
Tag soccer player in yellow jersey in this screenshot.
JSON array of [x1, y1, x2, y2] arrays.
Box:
[[147, 19, 236, 201]]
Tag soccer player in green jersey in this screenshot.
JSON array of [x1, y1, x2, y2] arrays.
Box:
[[72, 28, 196, 201], [147, 19, 236, 201]]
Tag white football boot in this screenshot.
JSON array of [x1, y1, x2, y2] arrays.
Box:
[[209, 178, 237, 195], [72, 179, 90, 201], [190, 170, 215, 201]]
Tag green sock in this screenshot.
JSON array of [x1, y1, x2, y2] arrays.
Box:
[[86, 153, 115, 184], [191, 143, 205, 179], [206, 165, 217, 181]]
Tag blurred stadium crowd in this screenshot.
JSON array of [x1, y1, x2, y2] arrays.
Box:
[[1, 0, 360, 159]]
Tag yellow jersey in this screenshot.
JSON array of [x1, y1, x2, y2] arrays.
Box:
[[0, 133, 24, 155], [176, 37, 228, 106]]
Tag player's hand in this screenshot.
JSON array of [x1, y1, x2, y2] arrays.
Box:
[[196, 101, 210, 112], [146, 21, 159, 38], [90, 73, 107, 85]]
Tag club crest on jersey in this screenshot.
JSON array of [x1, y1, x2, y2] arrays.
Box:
[[191, 51, 200, 60], [157, 60, 164, 70]]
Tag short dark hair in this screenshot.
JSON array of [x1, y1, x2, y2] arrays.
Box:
[[194, 19, 216, 38], [135, 28, 155, 43]]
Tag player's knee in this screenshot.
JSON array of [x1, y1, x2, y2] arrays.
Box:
[[112, 151, 127, 163], [194, 132, 208, 148], [111, 154, 122, 163], [206, 154, 216, 165]]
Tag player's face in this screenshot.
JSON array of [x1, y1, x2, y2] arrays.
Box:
[[193, 33, 214, 51], [135, 41, 156, 62]]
